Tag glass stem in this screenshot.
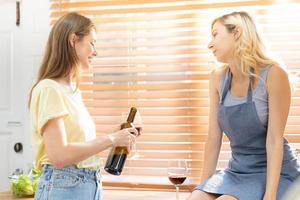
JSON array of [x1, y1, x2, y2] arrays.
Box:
[[175, 185, 179, 200]]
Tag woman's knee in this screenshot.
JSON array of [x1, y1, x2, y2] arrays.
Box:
[[187, 190, 217, 200], [216, 195, 238, 200]]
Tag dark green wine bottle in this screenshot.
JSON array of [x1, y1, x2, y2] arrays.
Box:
[[104, 107, 137, 175]]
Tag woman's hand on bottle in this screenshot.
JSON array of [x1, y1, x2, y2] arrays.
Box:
[[108, 127, 138, 151]]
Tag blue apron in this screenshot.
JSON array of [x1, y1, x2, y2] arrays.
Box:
[[196, 69, 300, 200]]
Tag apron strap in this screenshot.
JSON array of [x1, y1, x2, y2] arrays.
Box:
[[220, 69, 231, 105], [220, 69, 253, 104], [246, 78, 253, 103]]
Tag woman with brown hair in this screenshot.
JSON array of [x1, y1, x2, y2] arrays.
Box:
[[29, 12, 138, 200]]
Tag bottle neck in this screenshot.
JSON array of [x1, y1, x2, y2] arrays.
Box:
[[120, 122, 132, 129], [126, 107, 137, 123]]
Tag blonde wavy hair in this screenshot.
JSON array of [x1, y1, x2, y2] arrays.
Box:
[[212, 11, 278, 78], [28, 12, 95, 107]]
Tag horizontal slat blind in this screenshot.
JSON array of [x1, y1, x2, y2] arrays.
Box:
[[50, 0, 300, 188]]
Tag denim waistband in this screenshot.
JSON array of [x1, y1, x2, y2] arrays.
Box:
[[43, 164, 101, 182]]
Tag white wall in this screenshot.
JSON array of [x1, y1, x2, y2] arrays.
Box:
[[21, 0, 50, 167], [0, 0, 50, 172], [0, 0, 50, 190]]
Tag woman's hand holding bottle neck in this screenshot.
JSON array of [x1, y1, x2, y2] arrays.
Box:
[[108, 127, 138, 151]]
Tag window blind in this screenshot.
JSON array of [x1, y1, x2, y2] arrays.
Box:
[[50, 0, 300, 189]]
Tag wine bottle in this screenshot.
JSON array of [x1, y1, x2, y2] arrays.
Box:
[[104, 107, 137, 175]]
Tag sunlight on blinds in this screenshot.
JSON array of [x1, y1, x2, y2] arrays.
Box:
[[50, 0, 300, 189]]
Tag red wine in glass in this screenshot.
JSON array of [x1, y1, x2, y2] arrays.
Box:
[[168, 175, 187, 185], [167, 160, 187, 200], [135, 127, 142, 136]]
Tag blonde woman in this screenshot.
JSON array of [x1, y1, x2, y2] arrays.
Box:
[[29, 13, 137, 200], [188, 11, 300, 200]]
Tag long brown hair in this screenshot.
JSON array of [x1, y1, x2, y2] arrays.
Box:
[[28, 12, 95, 107]]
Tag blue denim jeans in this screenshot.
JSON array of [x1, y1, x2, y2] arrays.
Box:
[[34, 165, 102, 200]]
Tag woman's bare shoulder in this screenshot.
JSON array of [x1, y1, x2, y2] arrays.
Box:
[[267, 65, 289, 85], [211, 65, 228, 78], [267, 64, 288, 78], [210, 65, 228, 91], [266, 64, 290, 93]]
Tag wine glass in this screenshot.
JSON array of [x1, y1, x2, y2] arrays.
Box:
[[167, 160, 187, 200], [121, 110, 143, 159]]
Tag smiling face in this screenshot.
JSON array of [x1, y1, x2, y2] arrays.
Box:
[[74, 28, 97, 71], [208, 21, 236, 63]]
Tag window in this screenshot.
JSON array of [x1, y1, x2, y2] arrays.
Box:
[[50, 0, 300, 189]]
